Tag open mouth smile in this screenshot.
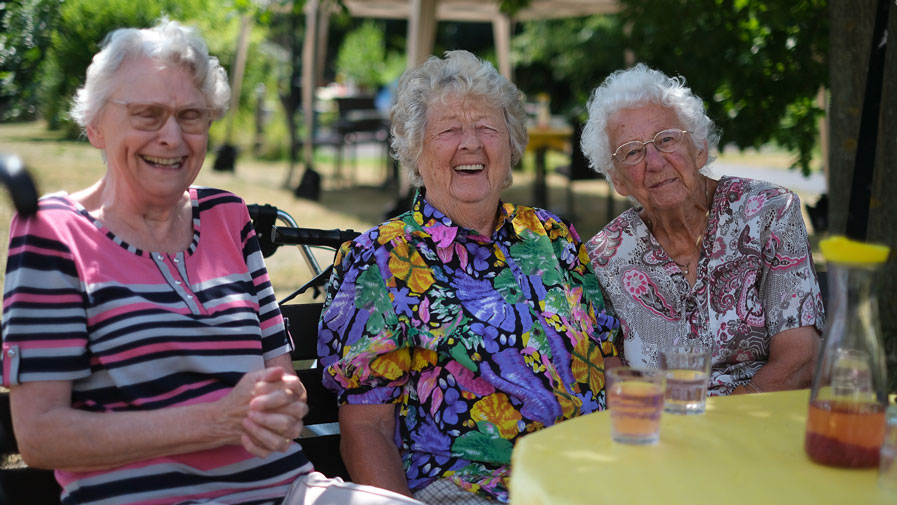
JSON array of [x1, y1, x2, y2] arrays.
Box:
[[141, 155, 185, 168], [454, 164, 485, 173]]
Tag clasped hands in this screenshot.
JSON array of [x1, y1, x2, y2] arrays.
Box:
[[223, 366, 309, 458]]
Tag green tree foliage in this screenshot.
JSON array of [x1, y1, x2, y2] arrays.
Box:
[[499, 0, 531, 17], [335, 20, 404, 92], [512, 16, 626, 120], [621, 0, 828, 174], [434, 21, 498, 66], [2, 0, 288, 143], [0, 0, 64, 121], [35, 0, 212, 133]]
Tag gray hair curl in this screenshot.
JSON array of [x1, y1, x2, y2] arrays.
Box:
[[390, 50, 528, 187], [581, 63, 721, 181], [70, 18, 230, 131]]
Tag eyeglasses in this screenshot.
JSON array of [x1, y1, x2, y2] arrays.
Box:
[[107, 100, 216, 134], [612, 129, 691, 165]]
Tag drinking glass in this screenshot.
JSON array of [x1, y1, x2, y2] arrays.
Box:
[[606, 367, 665, 445], [658, 345, 712, 415]]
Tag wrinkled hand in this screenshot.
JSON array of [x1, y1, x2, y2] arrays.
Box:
[[240, 367, 309, 458]]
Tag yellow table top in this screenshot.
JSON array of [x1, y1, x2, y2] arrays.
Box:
[[526, 125, 573, 153], [510, 389, 894, 505]]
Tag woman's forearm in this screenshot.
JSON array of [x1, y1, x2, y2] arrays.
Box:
[[339, 404, 412, 496], [748, 357, 815, 392], [12, 366, 302, 471], [732, 326, 820, 394], [13, 387, 240, 471]]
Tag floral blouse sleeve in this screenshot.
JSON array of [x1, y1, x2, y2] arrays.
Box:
[[317, 230, 410, 405]]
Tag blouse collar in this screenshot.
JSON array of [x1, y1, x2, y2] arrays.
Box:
[[410, 190, 519, 243]]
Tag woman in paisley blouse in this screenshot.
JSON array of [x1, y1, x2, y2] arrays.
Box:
[[317, 50, 620, 504], [581, 63, 824, 396]]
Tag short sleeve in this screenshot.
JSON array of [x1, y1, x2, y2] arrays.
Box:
[[237, 202, 291, 359], [759, 192, 825, 337], [2, 211, 91, 386], [317, 238, 410, 405]]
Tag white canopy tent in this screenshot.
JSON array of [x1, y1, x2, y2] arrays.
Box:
[[300, 0, 620, 167]]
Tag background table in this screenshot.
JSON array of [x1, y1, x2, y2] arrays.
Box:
[[510, 389, 893, 505], [526, 125, 572, 209]]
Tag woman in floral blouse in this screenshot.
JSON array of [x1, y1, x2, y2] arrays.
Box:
[[317, 51, 619, 504], [581, 64, 824, 396]]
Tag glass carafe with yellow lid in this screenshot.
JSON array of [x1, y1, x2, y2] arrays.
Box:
[[805, 236, 891, 468]]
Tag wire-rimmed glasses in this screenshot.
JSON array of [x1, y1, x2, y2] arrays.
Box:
[[107, 100, 216, 134], [612, 129, 691, 165]]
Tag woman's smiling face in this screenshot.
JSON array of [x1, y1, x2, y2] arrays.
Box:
[[417, 94, 512, 221], [607, 103, 708, 213], [87, 56, 209, 204]]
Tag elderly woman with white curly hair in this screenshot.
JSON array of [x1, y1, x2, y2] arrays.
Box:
[[1, 19, 423, 505], [318, 50, 620, 504], [581, 63, 824, 396]]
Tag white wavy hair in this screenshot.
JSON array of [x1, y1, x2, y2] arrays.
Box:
[[70, 18, 230, 131], [390, 50, 528, 187], [581, 63, 721, 182]]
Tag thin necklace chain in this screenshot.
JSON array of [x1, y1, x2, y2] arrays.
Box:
[[671, 212, 707, 275], [671, 181, 712, 276]]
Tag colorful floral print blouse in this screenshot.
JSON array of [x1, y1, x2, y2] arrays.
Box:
[[318, 194, 619, 502], [586, 176, 824, 396]]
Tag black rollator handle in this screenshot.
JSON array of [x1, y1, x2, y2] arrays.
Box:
[[271, 226, 359, 249], [0, 154, 39, 217]]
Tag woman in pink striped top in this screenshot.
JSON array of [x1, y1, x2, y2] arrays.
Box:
[[1, 19, 420, 505]]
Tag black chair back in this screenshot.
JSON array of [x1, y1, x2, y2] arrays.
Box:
[[280, 302, 349, 480]]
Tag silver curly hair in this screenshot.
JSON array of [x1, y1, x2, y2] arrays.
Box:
[[581, 63, 721, 182], [390, 50, 528, 187], [70, 18, 230, 131]]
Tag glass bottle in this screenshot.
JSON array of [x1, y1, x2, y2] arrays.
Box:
[[805, 236, 891, 468]]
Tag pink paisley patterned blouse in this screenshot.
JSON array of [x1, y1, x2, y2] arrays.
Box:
[[586, 176, 825, 395]]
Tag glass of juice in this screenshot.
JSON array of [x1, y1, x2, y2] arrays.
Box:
[[658, 345, 712, 415], [606, 367, 665, 445]]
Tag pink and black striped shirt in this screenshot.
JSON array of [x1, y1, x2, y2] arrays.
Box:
[[2, 187, 310, 504]]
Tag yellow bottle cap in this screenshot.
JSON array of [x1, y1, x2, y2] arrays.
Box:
[[819, 236, 890, 264]]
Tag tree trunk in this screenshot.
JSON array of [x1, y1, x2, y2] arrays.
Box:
[[281, 8, 303, 189], [828, 0, 897, 392]]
